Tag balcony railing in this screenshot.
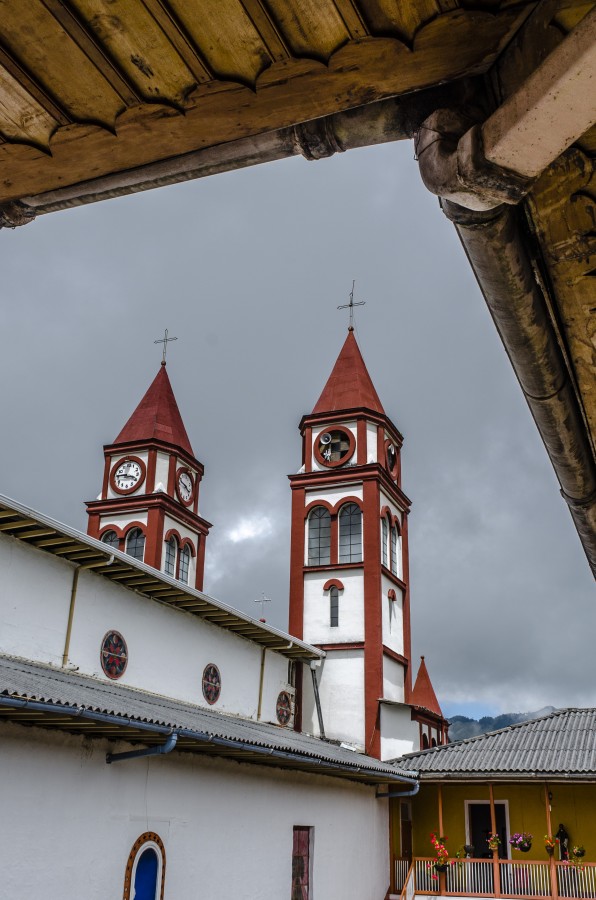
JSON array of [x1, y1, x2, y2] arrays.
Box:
[[398, 857, 596, 900]]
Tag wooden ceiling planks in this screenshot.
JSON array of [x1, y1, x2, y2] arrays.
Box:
[[0, 0, 532, 204]]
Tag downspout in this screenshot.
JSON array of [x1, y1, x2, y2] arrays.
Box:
[[257, 647, 266, 721], [310, 660, 326, 740], [62, 555, 114, 667], [376, 782, 420, 798], [106, 732, 178, 764]]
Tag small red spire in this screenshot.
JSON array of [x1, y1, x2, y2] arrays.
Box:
[[312, 330, 384, 414], [411, 656, 443, 717], [114, 365, 193, 455]]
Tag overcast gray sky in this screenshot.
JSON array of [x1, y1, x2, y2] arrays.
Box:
[[1, 140, 593, 719]]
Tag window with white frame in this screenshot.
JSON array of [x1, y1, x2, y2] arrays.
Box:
[[125, 528, 145, 561], [307, 507, 331, 565], [391, 524, 399, 577], [178, 545, 191, 584], [101, 530, 119, 550], [329, 586, 339, 627], [164, 536, 177, 577], [381, 517, 388, 568], [339, 503, 362, 563], [123, 833, 165, 900]]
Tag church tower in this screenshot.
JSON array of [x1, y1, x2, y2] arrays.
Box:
[[86, 361, 211, 590], [288, 327, 443, 760]]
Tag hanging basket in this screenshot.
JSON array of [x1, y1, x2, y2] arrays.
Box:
[[434, 863, 449, 873], [519, 844, 532, 853], [546, 846, 555, 856]]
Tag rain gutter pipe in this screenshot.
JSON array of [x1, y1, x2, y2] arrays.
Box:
[[62, 555, 114, 667], [310, 660, 326, 740], [376, 783, 420, 798], [106, 732, 178, 764], [257, 647, 266, 720], [0, 696, 417, 785]]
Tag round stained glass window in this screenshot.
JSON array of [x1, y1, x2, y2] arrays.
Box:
[[100, 630, 128, 680], [276, 691, 292, 726], [202, 664, 221, 705]]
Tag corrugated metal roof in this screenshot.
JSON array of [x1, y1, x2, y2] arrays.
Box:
[[0, 654, 417, 785], [0, 493, 322, 661], [397, 709, 596, 779]]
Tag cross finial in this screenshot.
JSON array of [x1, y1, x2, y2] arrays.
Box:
[[337, 280, 365, 331], [154, 328, 178, 365]]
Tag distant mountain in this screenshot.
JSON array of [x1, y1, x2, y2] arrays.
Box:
[[448, 707, 556, 742]]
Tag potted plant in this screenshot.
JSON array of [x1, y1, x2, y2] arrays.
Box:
[[428, 833, 453, 876], [544, 835, 556, 856], [487, 833, 501, 852], [572, 846, 586, 859], [510, 832, 533, 853]]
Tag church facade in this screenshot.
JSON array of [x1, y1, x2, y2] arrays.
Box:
[[0, 329, 443, 899]]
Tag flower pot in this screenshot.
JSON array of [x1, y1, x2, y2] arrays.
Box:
[[434, 864, 449, 873], [574, 850, 585, 858], [546, 846, 554, 856], [519, 845, 532, 853]]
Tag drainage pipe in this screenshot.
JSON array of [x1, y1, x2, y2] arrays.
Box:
[[106, 732, 178, 764], [310, 661, 326, 740], [257, 647, 266, 721], [62, 555, 114, 667], [376, 783, 420, 798]]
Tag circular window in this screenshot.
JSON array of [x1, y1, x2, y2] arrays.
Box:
[[386, 442, 398, 476], [202, 664, 221, 705], [100, 630, 128, 680], [276, 691, 292, 726], [314, 428, 355, 468]]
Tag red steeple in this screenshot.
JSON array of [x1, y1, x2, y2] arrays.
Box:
[[114, 363, 193, 455], [411, 656, 443, 717], [312, 330, 384, 415]]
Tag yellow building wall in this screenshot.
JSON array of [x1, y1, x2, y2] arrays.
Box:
[[407, 782, 596, 862]]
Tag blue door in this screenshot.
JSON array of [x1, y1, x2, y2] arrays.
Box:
[[134, 848, 158, 900]]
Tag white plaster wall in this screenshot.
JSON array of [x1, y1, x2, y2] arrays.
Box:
[[379, 491, 403, 524], [380, 704, 420, 761], [154, 450, 170, 490], [381, 574, 404, 654], [105, 449, 150, 500], [1, 722, 390, 900], [367, 422, 378, 463], [100, 510, 148, 533], [305, 483, 363, 508], [302, 570, 364, 644], [303, 650, 365, 749], [382, 656, 405, 704], [0, 535, 294, 723], [0, 536, 72, 665], [311, 422, 357, 472]]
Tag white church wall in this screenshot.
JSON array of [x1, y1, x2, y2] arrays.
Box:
[[105, 449, 150, 500], [311, 422, 357, 472], [367, 422, 378, 462], [381, 573, 404, 655], [0, 536, 72, 665], [0, 534, 294, 724], [154, 450, 170, 490], [100, 510, 148, 533], [304, 650, 366, 748], [1, 722, 390, 900], [382, 655, 405, 703], [380, 703, 419, 761], [302, 569, 364, 644], [305, 483, 363, 509], [379, 490, 403, 524]]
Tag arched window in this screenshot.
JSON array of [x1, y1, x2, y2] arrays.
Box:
[[339, 503, 362, 563], [422, 733, 429, 750], [164, 536, 177, 577], [381, 517, 388, 568], [329, 586, 339, 627], [307, 507, 331, 566], [431, 736, 437, 748], [391, 524, 399, 577], [126, 528, 145, 561], [123, 833, 165, 900], [100, 530, 119, 550], [178, 545, 191, 584]]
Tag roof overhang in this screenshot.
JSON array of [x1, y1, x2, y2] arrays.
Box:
[[0, 493, 323, 662]]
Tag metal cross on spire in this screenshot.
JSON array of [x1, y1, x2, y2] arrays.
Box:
[[337, 280, 365, 331], [154, 328, 178, 365]]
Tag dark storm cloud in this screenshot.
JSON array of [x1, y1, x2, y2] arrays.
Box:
[[1, 141, 593, 715]]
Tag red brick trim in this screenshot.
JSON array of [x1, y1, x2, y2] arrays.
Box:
[[388, 589, 397, 601], [288, 486, 306, 639], [304, 426, 312, 474], [316, 642, 364, 651], [383, 645, 407, 666], [146, 449, 157, 494], [402, 514, 413, 703], [357, 418, 367, 465], [363, 478, 383, 759], [123, 832, 166, 900], [304, 498, 334, 516], [323, 578, 344, 592], [300, 409, 403, 448]]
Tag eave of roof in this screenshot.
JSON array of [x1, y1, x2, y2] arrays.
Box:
[[0, 493, 322, 662], [0, 655, 417, 787]]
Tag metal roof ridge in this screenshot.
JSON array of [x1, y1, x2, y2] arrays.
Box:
[[0, 492, 323, 661]]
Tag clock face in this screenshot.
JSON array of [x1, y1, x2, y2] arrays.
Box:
[[111, 457, 145, 494], [315, 428, 354, 467], [176, 468, 194, 505]]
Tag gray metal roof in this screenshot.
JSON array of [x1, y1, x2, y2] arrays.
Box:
[[0, 654, 417, 786], [396, 708, 596, 780], [0, 493, 322, 661]]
